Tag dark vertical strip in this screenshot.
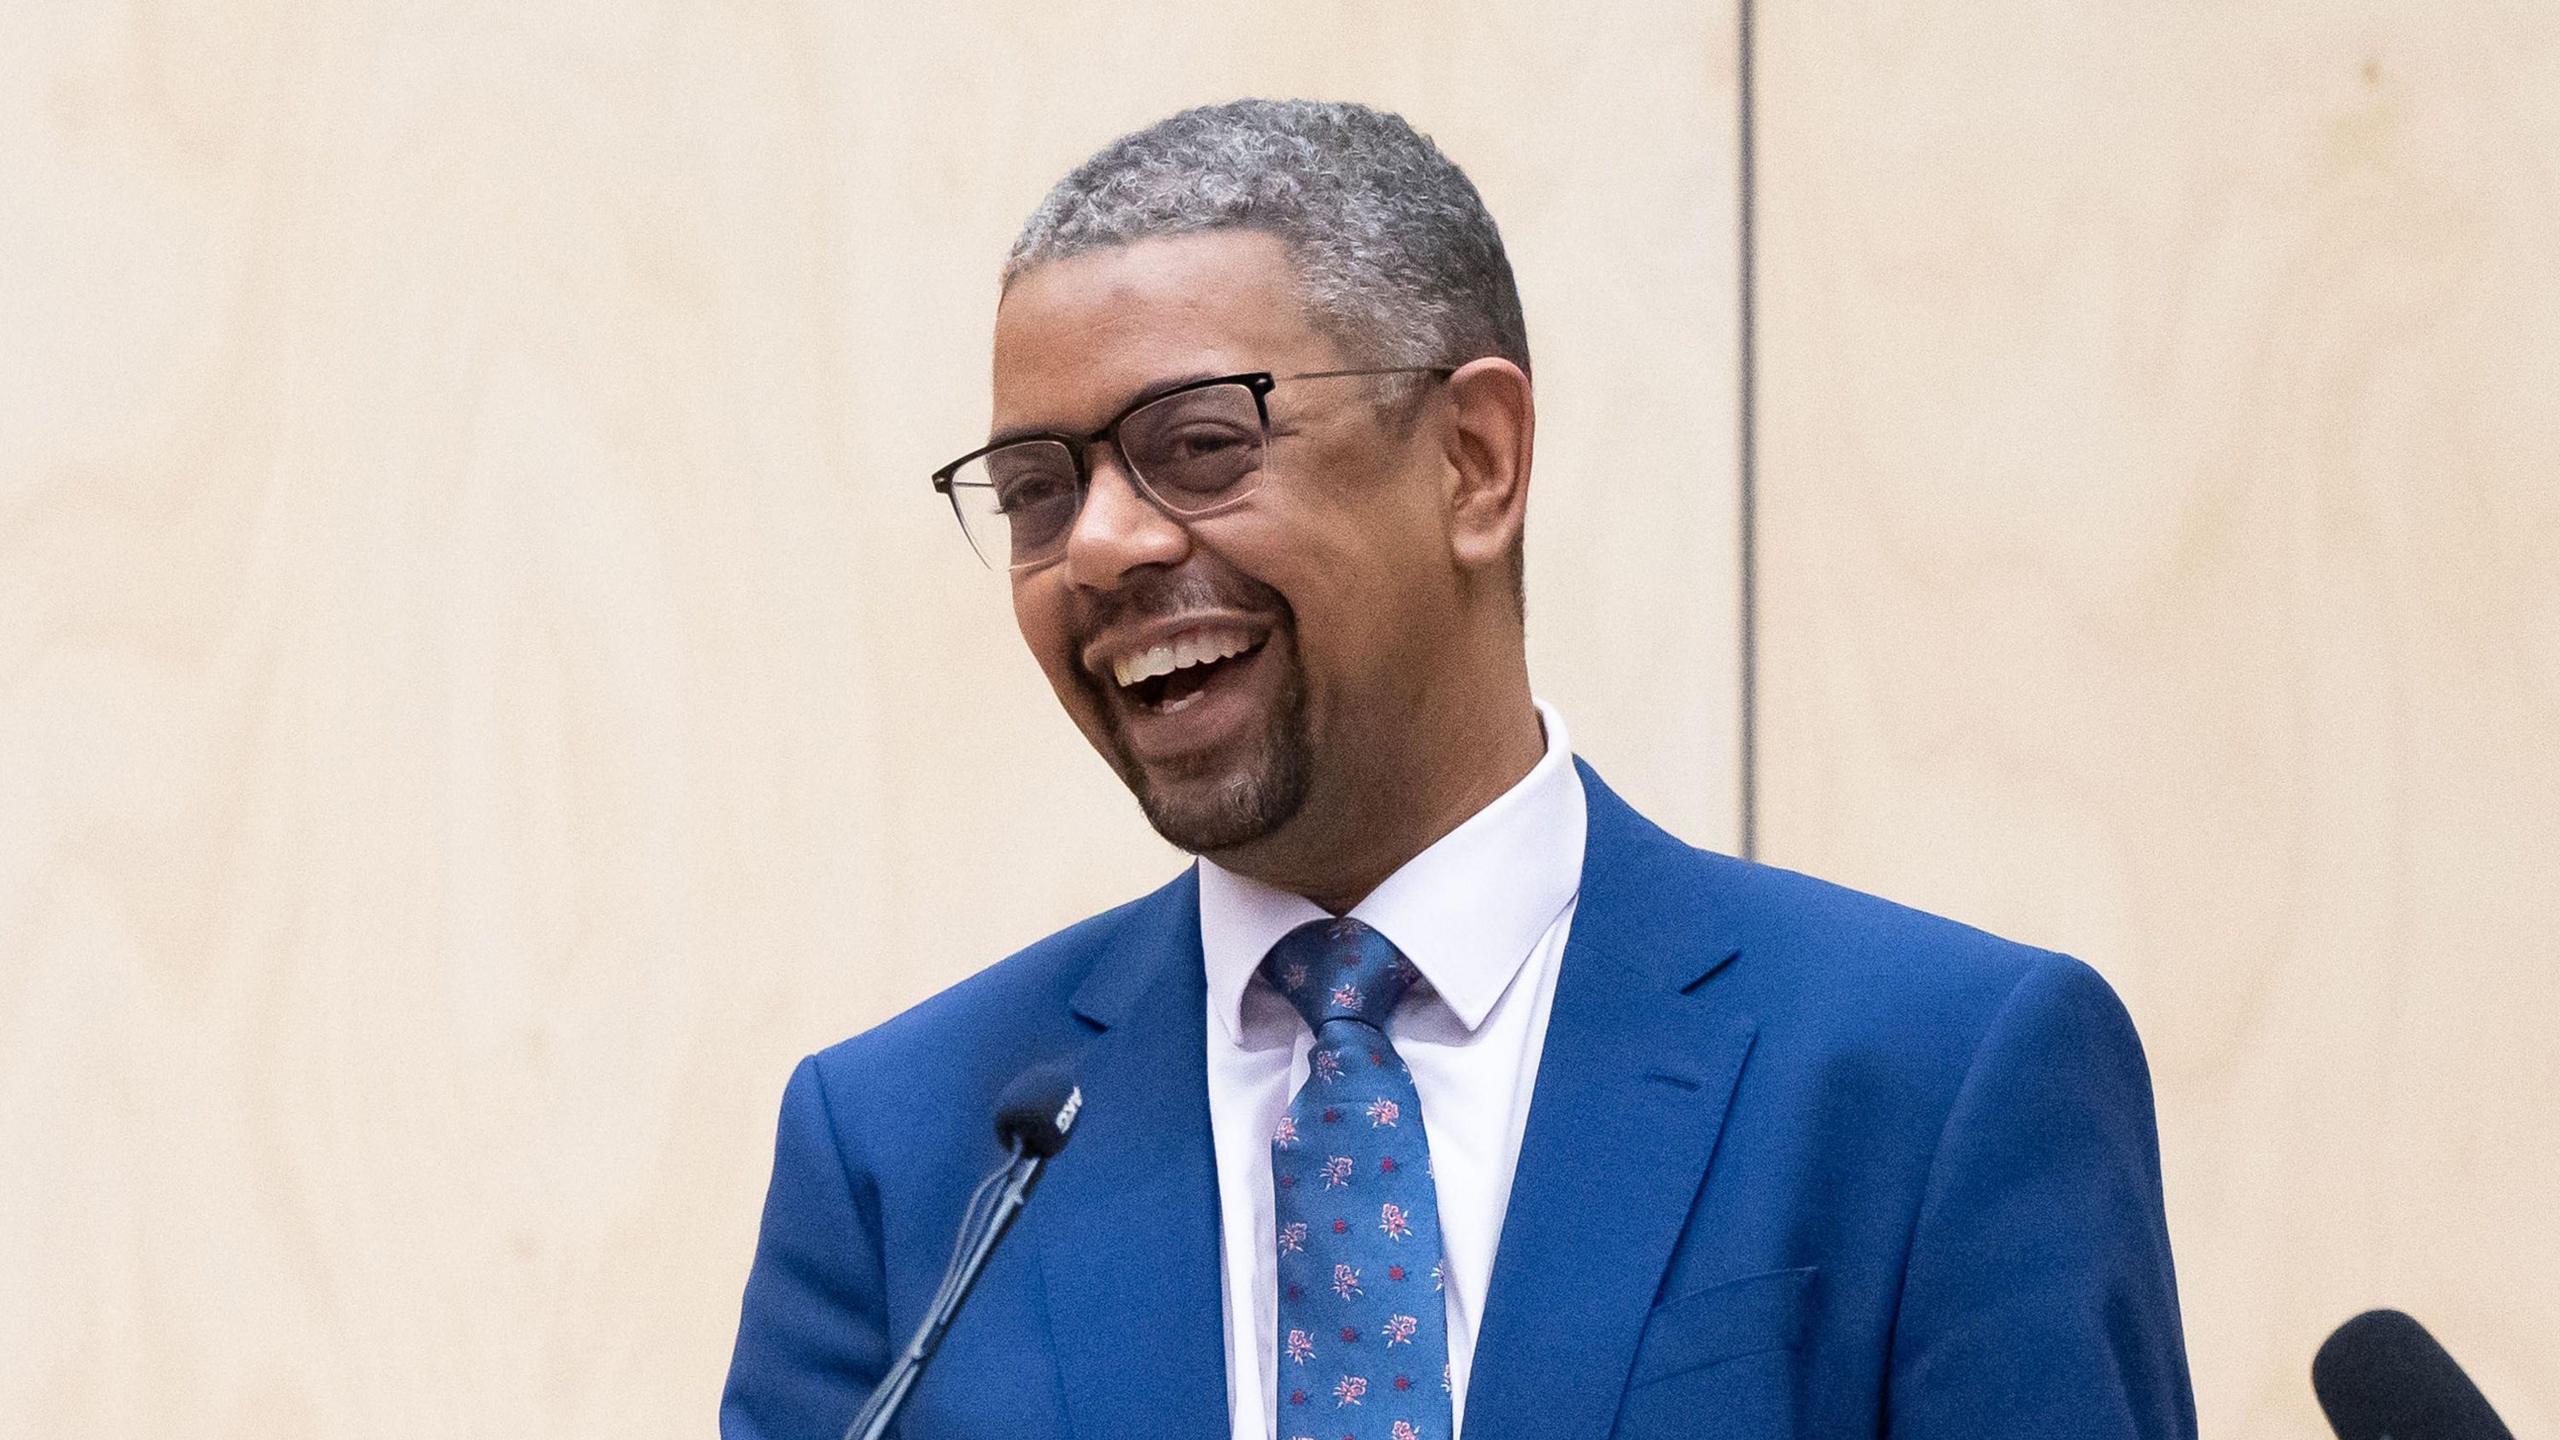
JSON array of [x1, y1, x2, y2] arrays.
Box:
[[1736, 0, 1760, 861]]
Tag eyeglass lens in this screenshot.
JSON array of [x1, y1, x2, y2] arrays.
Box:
[[945, 381, 1268, 569]]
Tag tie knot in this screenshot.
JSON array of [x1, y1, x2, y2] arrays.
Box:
[[1260, 916, 1420, 1034]]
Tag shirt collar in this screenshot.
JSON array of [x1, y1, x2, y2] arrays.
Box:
[[1198, 700, 1587, 1043]]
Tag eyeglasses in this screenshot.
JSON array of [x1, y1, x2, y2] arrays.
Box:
[[930, 367, 1455, 571]]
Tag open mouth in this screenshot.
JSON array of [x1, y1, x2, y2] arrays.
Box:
[[1108, 629, 1269, 714]]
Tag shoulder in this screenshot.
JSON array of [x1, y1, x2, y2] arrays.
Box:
[[796, 871, 1192, 1139], [1579, 767, 2131, 1078], [1701, 851, 2127, 1060], [1705, 850, 2070, 992]]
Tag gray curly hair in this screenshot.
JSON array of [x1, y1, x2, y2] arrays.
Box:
[[1004, 98, 1531, 379]]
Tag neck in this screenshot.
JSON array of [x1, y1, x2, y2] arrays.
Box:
[[1213, 677, 1547, 914]]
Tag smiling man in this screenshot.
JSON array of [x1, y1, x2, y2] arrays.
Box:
[[990, 223, 1539, 910], [723, 100, 2197, 1440]]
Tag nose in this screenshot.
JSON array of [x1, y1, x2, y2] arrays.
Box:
[[1060, 446, 1190, 590]]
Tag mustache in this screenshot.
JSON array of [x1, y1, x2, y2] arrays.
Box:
[[1077, 569, 1290, 638]]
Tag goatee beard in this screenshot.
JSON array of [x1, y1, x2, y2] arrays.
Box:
[[1075, 570, 1311, 854], [1111, 651, 1312, 855]]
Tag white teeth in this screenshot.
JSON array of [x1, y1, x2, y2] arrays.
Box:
[[1109, 627, 1257, 688], [1114, 644, 1175, 688]]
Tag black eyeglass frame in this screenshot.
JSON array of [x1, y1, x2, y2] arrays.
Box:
[[930, 366, 1457, 571]]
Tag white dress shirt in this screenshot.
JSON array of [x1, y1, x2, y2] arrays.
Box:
[[1199, 701, 1587, 1440]]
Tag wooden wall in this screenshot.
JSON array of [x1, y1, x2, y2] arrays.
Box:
[[0, 3, 1737, 1434], [1756, 2, 2560, 1435], [7, 0, 2554, 1436]]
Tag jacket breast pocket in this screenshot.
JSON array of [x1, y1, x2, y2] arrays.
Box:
[[1612, 1266, 1818, 1439]]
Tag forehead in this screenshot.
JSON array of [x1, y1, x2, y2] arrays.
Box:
[[990, 230, 1340, 433]]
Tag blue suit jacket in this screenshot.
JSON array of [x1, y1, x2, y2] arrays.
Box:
[[724, 764, 2197, 1439]]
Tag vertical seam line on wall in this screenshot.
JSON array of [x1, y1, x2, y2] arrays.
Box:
[[1737, 0, 1760, 861]]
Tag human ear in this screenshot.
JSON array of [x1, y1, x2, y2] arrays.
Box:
[[1439, 357, 1534, 582]]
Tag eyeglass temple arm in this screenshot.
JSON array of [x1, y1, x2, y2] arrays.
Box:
[[1285, 365, 1459, 380]]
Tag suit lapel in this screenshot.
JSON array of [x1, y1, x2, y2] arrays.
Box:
[[1034, 870, 1232, 1440], [1464, 765, 1759, 1440]]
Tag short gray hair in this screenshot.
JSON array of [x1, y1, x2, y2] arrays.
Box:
[[1004, 99, 1530, 377]]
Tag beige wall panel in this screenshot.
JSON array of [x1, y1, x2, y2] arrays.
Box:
[[1757, 2, 2558, 1435], [0, 2, 1738, 1434]]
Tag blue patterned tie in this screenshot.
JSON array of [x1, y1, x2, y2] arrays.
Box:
[[1264, 917, 1453, 1440]]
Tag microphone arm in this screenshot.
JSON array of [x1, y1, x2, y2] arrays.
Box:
[[840, 1068, 1081, 1440]]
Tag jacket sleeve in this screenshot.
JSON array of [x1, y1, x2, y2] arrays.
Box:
[[1884, 954, 2199, 1440], [722, 1054, 892, 1440]]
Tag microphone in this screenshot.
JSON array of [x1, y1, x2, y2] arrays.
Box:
[[839, 1064, 1084, 1440], [2313, 1309, 2514, 1440], [994, 1064, 1083, 1158]]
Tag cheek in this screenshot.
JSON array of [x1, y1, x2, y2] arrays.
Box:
[[1269, 557, 1422, 709], [1010, 584, 1085, 698], [1198, 495, 1438, 674]]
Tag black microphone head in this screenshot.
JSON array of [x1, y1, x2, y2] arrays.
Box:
[[993, 1063, 1083, 1159], [2313, 1309, 2513, 1440]]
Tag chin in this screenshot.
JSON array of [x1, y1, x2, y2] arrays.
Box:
[[1081, 634, 1316, 857], [1133, 765, 1298, 855], [1115, 710, 1313, 857]]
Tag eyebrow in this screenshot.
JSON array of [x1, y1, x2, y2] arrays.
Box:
[[984, 368, 1233, 449]]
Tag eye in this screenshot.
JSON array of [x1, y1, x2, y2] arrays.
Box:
[[993, 471, 1075, 515], [1134, 421, 1262, 499], [1161, 424, 1252, 461]]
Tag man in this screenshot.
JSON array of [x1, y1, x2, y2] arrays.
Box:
[[723, 99, 2196, 1440]]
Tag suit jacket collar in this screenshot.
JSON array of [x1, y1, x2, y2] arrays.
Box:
[[1459, 761, 1758, 1440], [1037, 763, 1756, 1440], [1566, 757, 1747, 992], [1037, 871, 1231, 1440]]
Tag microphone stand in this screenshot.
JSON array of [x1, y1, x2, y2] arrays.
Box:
[[838, 1140, 1045, 1440]]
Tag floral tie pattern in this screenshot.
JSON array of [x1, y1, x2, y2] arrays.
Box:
[[1265, 917, 1453, 1440]]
